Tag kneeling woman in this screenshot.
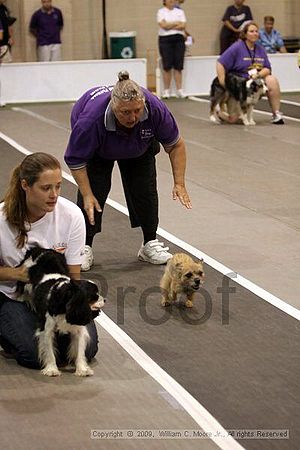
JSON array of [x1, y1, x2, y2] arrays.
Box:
[[217, 21, 284, 124], [0, 152, 98, 369]]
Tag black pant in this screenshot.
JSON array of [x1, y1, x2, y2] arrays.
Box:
[[77, 141, 160, 240], [220, 28, 238, 54]]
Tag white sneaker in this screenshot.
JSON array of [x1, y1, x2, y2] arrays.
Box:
[[162, 89, 170, 99], [81, 245, 94, 271], [138, 239, 172, 265], [271, 112, 284, 124], [176, 89, 185, 98]]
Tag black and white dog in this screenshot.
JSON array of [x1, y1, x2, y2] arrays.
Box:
[[18, 247, 105, 377], [210, 73, 267, 125]]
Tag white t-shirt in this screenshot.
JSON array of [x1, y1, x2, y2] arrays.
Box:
[[0, 196, 86, 299], [157, 7, 186, 37]]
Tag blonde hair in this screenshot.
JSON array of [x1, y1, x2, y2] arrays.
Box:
[[111, 71, 145, 109], [2, 152, 61, 248]]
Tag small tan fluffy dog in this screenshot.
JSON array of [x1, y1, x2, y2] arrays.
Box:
[[160, 253, 204, 308]]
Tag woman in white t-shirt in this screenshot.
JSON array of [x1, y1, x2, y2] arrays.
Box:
[[0, 152, 98, 369], [157, 0, 187, 99]]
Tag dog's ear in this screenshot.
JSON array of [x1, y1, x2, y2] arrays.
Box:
[[27, 246, 44, 260], [170, 262, 184, 277], [65, 282, 92, 326]]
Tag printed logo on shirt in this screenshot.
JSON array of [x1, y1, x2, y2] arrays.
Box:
[[230, 13, 246, 23], [53, 243, 67, 254], [243, 56, 264, 71], [90, 86, 114, 101], [140, 128, 154, 139]]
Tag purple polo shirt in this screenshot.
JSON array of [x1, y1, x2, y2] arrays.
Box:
[[64, 87, 180, 169], [29, 7, 63, 46], [218, 40, 271, 78]]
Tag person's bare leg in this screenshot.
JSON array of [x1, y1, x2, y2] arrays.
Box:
[[174, 70, 182, 90], [265, 75, 281, 114], [162, 70, 172, 90]]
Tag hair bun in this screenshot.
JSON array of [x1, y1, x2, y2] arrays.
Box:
[[118, 71, 130, 82]]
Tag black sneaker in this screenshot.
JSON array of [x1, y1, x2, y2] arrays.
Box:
[[271, 112, 284, 124]]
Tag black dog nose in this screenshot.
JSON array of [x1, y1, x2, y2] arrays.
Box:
[[194, 278, 200, 285]]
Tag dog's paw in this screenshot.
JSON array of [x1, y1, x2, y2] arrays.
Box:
[[42, 365, 61, 377], [210, 114, 221, 124], [75, 365, 94, 377], [242, 120, 250, 126], [248, 119, 256, 125], [161, 298, 171, 307], [185, 300, 193, 308]]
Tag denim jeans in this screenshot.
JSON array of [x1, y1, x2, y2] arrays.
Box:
[[0, 293, 99, 369]]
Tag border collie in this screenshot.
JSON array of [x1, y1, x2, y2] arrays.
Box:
[[210, 73, 267, 125], [18, 247, 105, 377]]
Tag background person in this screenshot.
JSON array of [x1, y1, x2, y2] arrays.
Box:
[[157, 0, 187, 98], [29, 0, 63, 62], [0, 0, 16, 63], [258, 16, 287, 54], [217, 21, 284, 124], [64, 71, 192, 272], [217, 22, 284, 125], [0, 153, 98, 369], [220, 0, 253, 54], [175, 0, 194, 55]]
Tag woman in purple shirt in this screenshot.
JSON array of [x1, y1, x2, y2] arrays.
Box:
[[217, 21, 284, 124], [65, 71, 192, 271]]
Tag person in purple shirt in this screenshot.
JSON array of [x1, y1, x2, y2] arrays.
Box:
[[220, 0, 253, 54], [29, 0, 63, 62], [64, 71, 192, 271], [217, 21, 284, 124]]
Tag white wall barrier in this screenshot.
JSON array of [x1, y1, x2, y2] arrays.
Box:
[[157, 53, 300, 96], [0, 54, 298, 104], [0, 58, 147, 105]]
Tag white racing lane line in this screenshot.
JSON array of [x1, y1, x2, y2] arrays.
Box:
[[107, 199, 300, 322], [96, 313, 244, 450], [1, 130, 299, 323], [2, 118, 300, 320], [0, 130, 244, 450], [260, 97, 300, 107], [12, 107, 70, 131], [189, 96, 300, 123]]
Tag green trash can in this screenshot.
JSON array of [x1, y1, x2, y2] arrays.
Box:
[[109, 31, 136, 59]]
